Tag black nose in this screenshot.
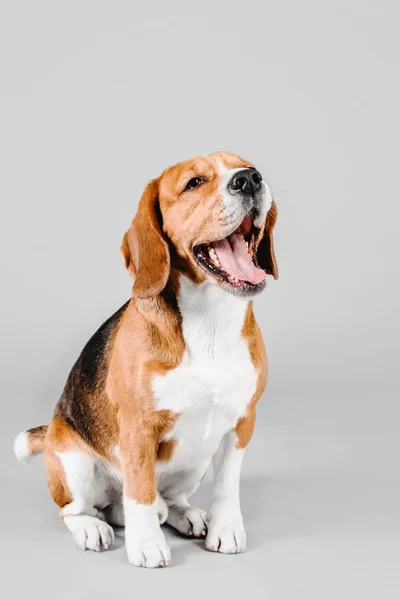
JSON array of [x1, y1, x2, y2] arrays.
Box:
[[228, 169, 263, 195]]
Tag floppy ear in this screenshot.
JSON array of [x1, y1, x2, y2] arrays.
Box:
[[257, 201, 279, 279], [121, 179, 170, 299]]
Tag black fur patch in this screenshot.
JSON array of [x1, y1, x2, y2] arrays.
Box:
[[55, 301, 129, 447]]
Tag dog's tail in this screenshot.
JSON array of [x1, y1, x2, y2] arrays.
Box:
[[14, 425, 48, 464]]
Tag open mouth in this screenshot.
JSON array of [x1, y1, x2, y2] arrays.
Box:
[[193, 215, 266, 291]]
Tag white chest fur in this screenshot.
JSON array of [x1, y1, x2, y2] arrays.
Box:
[[152, 277, 258, 478]]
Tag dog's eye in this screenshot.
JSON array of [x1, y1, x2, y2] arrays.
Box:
[[184, 177, 206, 192]]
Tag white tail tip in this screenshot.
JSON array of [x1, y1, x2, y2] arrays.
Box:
[[14, 431, 32, 465]]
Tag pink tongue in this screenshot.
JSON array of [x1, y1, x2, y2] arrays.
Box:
[[213, 233, 266, 285]]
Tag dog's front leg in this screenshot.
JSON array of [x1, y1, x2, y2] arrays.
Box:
[[206, 430, 248, 554], [119, 420, 171, 568]]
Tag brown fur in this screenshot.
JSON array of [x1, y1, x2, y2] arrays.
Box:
[[26, 425, 48, 455], [106, 278, 184, 504], [257, 201, 279, 279], [121, 180, 171, 299], [235, 302, 268, 448], [44, 417, 95, 509], [157, 439, 177, 462]]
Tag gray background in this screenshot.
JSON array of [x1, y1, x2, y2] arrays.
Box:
[[1, 1, 399, 598]]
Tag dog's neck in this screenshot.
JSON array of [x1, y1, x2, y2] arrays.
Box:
[[176, 275, 250, 356], [133, 272, 251, 358]]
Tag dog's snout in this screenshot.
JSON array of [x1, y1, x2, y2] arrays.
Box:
[[228, 169, 263, 195]]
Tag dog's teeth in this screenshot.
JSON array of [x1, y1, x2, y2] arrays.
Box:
[[209, 247, 221, 267], [245, 240, 248, 248]]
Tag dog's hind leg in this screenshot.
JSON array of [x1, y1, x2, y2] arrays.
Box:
[[44, 418, 115, 552]]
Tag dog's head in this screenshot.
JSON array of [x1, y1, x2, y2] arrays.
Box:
[[121, 152, 278, 299]]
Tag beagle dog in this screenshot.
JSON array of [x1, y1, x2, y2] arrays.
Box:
[[14, 151, 278, 568]]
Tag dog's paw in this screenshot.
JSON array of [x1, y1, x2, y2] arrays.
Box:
[[126, 537, 171, 568], [69, 516, 115, 552], [205, 521, 247, 554], [167, 505, 207, 537]]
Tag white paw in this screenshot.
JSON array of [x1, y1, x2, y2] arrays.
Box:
[[206, 521, 247, 554], [157, 494, 168, 525], [71, 517, 115, 552], [167, 506, 207, 537], [126, 537, 171, 568]]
